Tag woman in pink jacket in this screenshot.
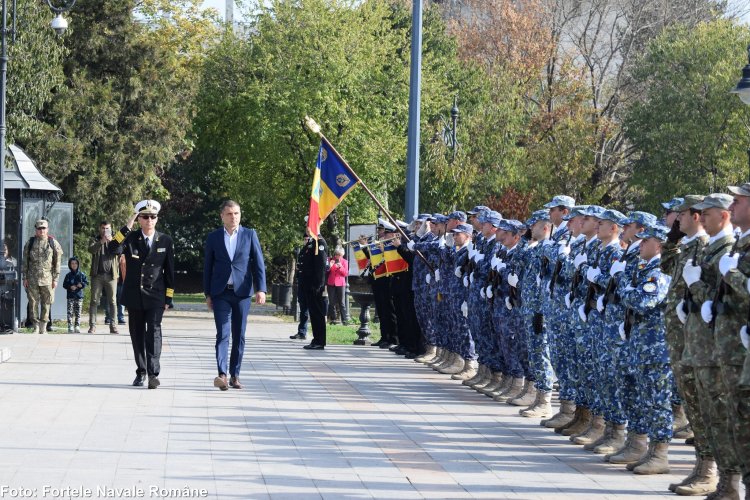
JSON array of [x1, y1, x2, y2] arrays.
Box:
[[326, 247, 349, 324]]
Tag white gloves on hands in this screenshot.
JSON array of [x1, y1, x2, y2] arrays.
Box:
[[542, 239, 553, 246], [508, 273, 519, 288], [586, 267, 601, 283], [559, 245, 571, 257], [596, 295, 605, 313], [445, 233, 454, 248], [426, 274, 431, 284], [496, 261, 507, 271], [565, 293, 571, 309], [463, 276, 469, 288], [480, 287, 486, 299], [461, 301, 468, 317], [618, 322, 626, 341], [701, 300, 713, 324], [469, 272, 475, 284], [407, 240, 415, 251], [578, 304, 587, 323], [741, 325, 749, 350], [475, 253, 484, 262], [682, 259, 702, 287], [434, 269, 441, 282], [719, 253, 739, 276], [486, 286, 493, 299], [676, 300, 687, 324], [609, 260, 626, 276], [574, 253, 587, 269], [455, 266, 462, 278], [536, 274, 541, 287]]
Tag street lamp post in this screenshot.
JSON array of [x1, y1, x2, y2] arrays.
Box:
[[440, 96, 459, 160], [404, 0, 422, 222], [0, 0, 75, 246], [731, 43, 750, 182]]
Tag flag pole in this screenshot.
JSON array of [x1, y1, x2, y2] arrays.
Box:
[[304, 116, 433, 271]]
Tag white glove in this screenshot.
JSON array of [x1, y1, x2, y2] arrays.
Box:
[[574, 253, 587, 268], [700, 301, 713, 324], [624, 285, 635, 293], [486, 286, 493, 299], [491, 255, 498, 269], [536, 274, 541, 287], [438, 236, 446, 249], [407, 240, 415, 251], [682, 259, 702, 287], [468, 247, 476, 259], [719, 253, 740, 276], [578, 304, 587, 323], [741, 325, 749, 350], [469, 272, 475, 284], [480, 287, 486, 299], [445, 233, 454, 248], [542, 239, 553, 246], [416, 223, 427, 237], [618, 322, 626, 341], [596, 295, 604, 313], [455, 266, 462, 278], [475, 253, 484, 262], [434, 269, 441, 281], [426, 274, 431, 284], [463, 276, 469, 288], [559, 245, 571, 257], [496, 261, 507, 271], [508, 273, 519, 288], [609, 260, 626, 276], [586, 267, 601, 283], [461, 301, 468, 317], [565, 293, 571, 309], [676, 300, 687, 324], [505, 297, 512, 310]]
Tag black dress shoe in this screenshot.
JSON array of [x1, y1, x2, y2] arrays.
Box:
[[395, 346, 408, 356], [372, 339, 386, 347], [289, 333, 307, 340], [379, 343, 394, 349], [132, 375, 145, 387], [303, 343, 324, 350], [388, 344, 400, 352], [404, 351, 417, 359]]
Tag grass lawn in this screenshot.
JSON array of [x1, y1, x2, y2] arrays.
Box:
[[174, 293, 208, 303], [325, 321, 381, 345]]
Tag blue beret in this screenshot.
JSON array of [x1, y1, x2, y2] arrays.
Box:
[[543, 195, 576, 209]]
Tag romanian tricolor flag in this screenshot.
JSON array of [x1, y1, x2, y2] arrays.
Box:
[[383, 241, 409, 275], [353, 243, 369, 272], [370, 244, 387, 279], [307, 139, 359, 241]]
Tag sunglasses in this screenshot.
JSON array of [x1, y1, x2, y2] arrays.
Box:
[[139, 214, 157, 220]]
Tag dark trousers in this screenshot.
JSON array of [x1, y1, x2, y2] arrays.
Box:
[[212, 288, 251, 377], [297, 283, 309, 336], [116, 282, 125, 323], [326, 284, 346, 323], [128, 306, 164, 377], [393, 288, 421, 353], [372, 277, 397, 344], [303, 286, 327, 346]]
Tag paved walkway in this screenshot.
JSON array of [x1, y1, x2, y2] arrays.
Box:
[[0, 310, 703, 499]]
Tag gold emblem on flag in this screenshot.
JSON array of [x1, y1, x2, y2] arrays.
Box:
[[320, 148, 328, 161], [336, 174, 350, 187]]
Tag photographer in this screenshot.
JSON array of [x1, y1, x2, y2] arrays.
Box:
[[88, 221, 122, 334]]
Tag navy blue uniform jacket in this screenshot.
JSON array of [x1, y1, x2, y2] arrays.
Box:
[[203, 226, 267, 298]]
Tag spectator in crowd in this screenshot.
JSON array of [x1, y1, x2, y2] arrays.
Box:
[[62, 256, 88, 333], [326, 246, 348, 325]]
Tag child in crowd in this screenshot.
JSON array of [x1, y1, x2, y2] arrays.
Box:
[[63, 256, 88, 333]]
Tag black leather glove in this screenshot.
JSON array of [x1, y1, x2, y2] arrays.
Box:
[[666, 219, 685, 244]]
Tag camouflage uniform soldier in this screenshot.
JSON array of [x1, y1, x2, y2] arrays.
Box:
[[619, 224, 673, 475], [661, 196, 718, 495], [411, 214, 438, 363], [681, 193, 742, 497], [717, 183, 750, 498], [22, 219, 63, 334]]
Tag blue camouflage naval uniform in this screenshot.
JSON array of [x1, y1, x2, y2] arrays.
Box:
[[520, 242, 552, 391], [571, 236, 600, 410], [621, 257, 674, 442], [468, 234, 496, 366], [412, 231, 437, 347], [493, 241, 526, 379], [449, 242, 474, 359], [414, 232, 445, 350]]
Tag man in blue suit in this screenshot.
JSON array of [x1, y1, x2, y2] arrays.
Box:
[[204, 200, 267, 391]]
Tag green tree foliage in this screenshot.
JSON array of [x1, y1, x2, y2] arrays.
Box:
[[24, 0, 217, 247], [188, 0, 483, 260], [624, 19, 750, 209]]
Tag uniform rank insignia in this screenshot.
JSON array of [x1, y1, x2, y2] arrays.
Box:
[[642, 283, 657, 293], [157, 247, 165, 253]]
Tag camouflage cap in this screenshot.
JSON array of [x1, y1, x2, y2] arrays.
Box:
[[450, 223, 473, 234], [563, 205, 590, 221], [526, 209, 551, 227], [636, 224, 669, 242], [467, 205, 489, 215], [623, 211, 657, 227], [34, 219, 48, 229], [660, 197, 684, 212], [728, 183, 750, 197], [498, 219, 525, 234], [447, 210, 467, 222], [583, 205, 606, 217], [479, 210, 503, 227], [674, 195, 705, 212], [543, 195, 576, 209], [693, 193, 733, 211]]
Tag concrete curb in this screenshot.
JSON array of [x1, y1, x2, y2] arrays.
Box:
[[0, 346, 10, 363]]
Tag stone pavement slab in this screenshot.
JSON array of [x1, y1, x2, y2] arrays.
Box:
[[0, 311, 711, 499]]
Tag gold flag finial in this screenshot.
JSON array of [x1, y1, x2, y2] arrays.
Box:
[[304, 116, 321, 136]]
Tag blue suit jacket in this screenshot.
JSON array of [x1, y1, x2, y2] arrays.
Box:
[[203, 226, 267, 298]]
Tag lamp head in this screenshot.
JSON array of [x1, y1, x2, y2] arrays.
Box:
[[50, 13, 68, 35], [731, 44, 750, 106]]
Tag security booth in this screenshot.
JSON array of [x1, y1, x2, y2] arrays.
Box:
[[2, 145, 73, 331]]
